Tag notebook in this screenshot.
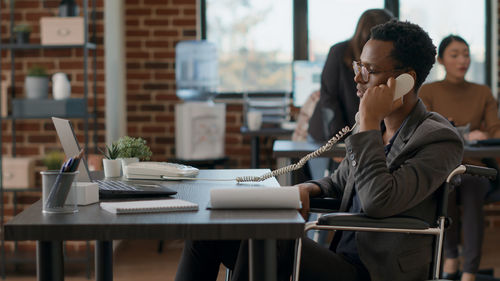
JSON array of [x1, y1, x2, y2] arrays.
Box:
[[52, 117, 177, 199], [100, 199, 198, 214]]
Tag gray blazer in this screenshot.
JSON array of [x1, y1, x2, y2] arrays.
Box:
[[312, 100, 464, 281]]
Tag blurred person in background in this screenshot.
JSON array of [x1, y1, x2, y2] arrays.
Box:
[[307, 8, 394, 179], [419, 35, 500, 281]]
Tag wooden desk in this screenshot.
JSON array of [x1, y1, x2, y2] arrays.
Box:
[[240, 127, 293, 168], [4, 169, 304, 281]]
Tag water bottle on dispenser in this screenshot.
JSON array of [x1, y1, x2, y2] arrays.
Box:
[[175, 40, 218, 101]]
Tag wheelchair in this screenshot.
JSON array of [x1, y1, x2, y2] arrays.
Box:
[[291, 164, 497, 281]]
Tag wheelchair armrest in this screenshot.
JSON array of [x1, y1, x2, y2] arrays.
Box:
[[464, 164, 497, 180], [310, 198, 340, 213], [317, 212, 431, 230]]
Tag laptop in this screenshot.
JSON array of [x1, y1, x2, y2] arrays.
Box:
[[52, 117, 177, 198]]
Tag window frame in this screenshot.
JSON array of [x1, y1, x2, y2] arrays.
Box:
[[201, 0, 493, 94]]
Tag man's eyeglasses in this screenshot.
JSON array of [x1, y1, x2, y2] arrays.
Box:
[[352, 61, 404, 83]]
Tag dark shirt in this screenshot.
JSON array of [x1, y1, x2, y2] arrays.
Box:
[[308, 41, 359, 142], [336, 120, 406, 266]]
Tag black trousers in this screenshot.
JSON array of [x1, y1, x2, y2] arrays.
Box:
[[444, 174, 489, 273], [174, 238, 370, 281]]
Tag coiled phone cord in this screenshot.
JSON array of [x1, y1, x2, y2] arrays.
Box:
[[156, 124, 356, 182], [235, 124, 356, 183]]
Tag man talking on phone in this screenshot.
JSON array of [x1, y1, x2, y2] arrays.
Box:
[[175, 20, 463, 281]]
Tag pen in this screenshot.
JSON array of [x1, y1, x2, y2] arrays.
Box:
[[62, 158, 73, 172], [46, 148, 85, 209]]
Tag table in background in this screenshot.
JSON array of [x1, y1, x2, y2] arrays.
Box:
[[4, 169, 304, 281], [272, 140, 346, 185], [272, 140, 500, 185], [463, 145, 500, 158], [240, 126, 294, 169]]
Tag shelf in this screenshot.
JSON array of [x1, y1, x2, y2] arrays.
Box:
[[0, 43, 96, 50], [10, 98, 90, 119], [2, 113, 93, 120]]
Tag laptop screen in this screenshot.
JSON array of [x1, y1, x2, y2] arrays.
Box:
[[52, 117, 92, 182]]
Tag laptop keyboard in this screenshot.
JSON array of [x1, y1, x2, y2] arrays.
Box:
[[95, 180, 139, 191]]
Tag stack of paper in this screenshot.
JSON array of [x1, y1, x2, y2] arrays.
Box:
[[210, 187, 301, 209]]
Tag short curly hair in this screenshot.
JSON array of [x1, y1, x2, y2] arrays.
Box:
[[370, 20, 436, 92]]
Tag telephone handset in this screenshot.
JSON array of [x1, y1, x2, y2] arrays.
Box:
[[235, 73, 415, 183], [354, 73, 415, 124], [393, 73, 415, 100]]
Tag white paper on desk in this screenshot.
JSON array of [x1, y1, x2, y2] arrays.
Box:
[[210, 187, 301, 209]]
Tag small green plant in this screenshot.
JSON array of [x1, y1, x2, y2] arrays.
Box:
[[43, 151, 65, 170], [99, 142, 120, 160], [13, 24, 32, 33], [116, 136, 152, 160], [27, 65, 48, 77]]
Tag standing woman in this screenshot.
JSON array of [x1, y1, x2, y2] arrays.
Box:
[[306, 8, 393, 179], [419, 35, 500, 281]]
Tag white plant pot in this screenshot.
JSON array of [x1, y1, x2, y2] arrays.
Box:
[[120, 157, 139, 174], [103, 159, 121, 178]]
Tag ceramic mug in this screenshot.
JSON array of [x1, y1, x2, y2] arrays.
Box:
[[247, 111, 263, 131]]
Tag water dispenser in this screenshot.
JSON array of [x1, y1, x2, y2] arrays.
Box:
[[175, 40, 225, 160]]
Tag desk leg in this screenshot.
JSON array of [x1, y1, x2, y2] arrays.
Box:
[[249, 239, 276, 281], [36, 241, 64, 281], [96, 240, 113, 281], [251, 136, 260, 168]]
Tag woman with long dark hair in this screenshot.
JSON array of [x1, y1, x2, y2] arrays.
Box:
[[306, 9, 393, 179]]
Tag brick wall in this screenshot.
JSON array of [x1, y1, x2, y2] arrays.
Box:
[[0, 0, 106, 259]]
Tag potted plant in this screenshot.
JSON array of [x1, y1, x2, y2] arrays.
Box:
[[25, 65, 49, 99], [116, 136, 152, 172], [42, 151, 65, 170], [13, 23, 31, 44], [99, 142, 121, 178]]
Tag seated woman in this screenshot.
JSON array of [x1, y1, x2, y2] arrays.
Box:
[[419, 35, 500, 281]]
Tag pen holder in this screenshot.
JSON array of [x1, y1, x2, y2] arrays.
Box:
[[41, 170, 79, 214]]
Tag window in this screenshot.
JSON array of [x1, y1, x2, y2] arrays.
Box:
[[206, 0, 293, 92], [308, 0, 384, 62], [203, 0, 491, 93], [400, 0, 486, 84]]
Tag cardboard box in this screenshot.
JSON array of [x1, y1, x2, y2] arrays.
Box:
[[40, 17, 84, 45], [2, 157, 36, 189]]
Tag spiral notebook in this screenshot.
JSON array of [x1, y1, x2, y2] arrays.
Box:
[[100, 199, 198, 214]]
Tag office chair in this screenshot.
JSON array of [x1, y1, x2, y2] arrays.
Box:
[[291, 164, 497, 281]]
